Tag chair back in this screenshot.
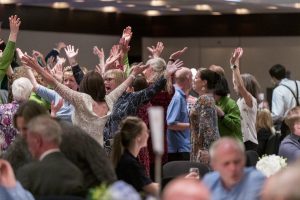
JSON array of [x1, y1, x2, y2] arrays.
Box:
[[265, 133, 281, 155], [162, 161, 210, 189], [245, 150, 259, 167]]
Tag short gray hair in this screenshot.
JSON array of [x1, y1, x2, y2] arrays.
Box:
[[27, 115, 62, 145], [209, 137, 245, 160], [12, 77, 33, 102]]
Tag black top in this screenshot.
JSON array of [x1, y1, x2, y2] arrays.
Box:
[[257, 128, 272, 157], [116, 150, 152, 192]]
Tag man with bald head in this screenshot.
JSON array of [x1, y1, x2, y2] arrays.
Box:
[[162, 177, 210, 200], [202, 137, 265, 200], [167, 67, 192, 161]]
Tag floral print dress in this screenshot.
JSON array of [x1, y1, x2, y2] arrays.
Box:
[[0, 101, 19, 152], [190, 95, 220, 164]]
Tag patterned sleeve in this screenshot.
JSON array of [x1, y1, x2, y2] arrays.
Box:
[[130, 76, 166, 107], [54, 82, 86, 111]]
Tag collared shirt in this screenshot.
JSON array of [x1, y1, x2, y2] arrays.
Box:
[[272, 78, 300, 122], [279, 133, 300, 163], [39, 148, 60, 161], [0, 182, 34, 200], [202, 167, 266, 200], [166, 86, 191, 153]]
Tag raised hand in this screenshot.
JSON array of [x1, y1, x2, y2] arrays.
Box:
[[51, 63, 64, 82], [16, 48, 27, 60], [130, 62, 149, 76], [95, 64, 104, 75], [64, 45, 79, 66], [166, 59, 183, 76], [47, 56, 56, 69], [51, 98, 64, 118], [32, 50, 46, 67], [169, 47, 188, 60], [230, 47, 243, 67], [56, 56, 66, 65], [147, 41, 164, 58], [0, 159, 17, 188], [121, 26, 132, 43], [105, 52, 122, 71], [8, 15, 21, 42]]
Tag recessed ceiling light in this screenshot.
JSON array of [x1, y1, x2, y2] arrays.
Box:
[[102, 6, 118, 12], [266, 6, 278, 10], [195, 4, 212, 11], [126, 4, 136, 8], [0, 0, 16, 4], [295, 3, 300, 9], [74, 0, 85, 2], [212, 12, 221, 15], [52, 2, 70, 9], [235, 8, 250, 14], [225, 0, 241, 2], [145, 10, 161, 16], [170, 8, 181, 12], [100, 0, 115, 2], [116, 0, 122, 3], [150, 0, 166, 7]]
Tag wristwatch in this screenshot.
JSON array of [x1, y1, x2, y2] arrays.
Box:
[[230, 64, 237, 70]]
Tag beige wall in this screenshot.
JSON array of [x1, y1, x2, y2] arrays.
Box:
[[1, 29, 119, 69], [143, 37, 300, 99]]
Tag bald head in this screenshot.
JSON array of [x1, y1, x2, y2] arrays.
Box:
[[162, 178, 210, 200], [208, 65, 225, 77], [210, 137, 245, 161]]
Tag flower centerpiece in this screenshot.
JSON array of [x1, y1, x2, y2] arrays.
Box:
[[256, 154, 287, 177]]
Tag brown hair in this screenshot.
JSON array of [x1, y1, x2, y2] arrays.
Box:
[[111, 116, 144, 168], [256, 109, 274, 133], [284, 106, 300, 132], [79, 71, 106, 102]]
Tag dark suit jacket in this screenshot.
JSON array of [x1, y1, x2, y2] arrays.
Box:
[[16, 152, 85, 197]]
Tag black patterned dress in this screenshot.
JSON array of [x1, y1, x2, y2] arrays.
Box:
[[190, 94, 220, 164]]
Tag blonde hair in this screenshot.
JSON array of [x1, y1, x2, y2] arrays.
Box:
[[256, 109, 274, 133], [104, 69, 126, 87], [284, 106, 300, 132]]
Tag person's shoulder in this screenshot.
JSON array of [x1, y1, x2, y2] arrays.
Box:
[[245, 167, 266, 182], [202, 171, 220, 186]]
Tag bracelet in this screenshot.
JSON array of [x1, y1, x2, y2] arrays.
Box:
[[169, 58, 175, 62]]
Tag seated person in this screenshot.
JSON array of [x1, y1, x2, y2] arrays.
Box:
[[202, 137, 266, 200], [279, 106, 300, 163], [16, 115, 85, 197], [112, 116, 159, 197]]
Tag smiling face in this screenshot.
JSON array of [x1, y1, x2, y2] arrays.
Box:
[[63, 74, 78, 91]]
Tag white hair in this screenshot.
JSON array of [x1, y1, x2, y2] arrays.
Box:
[[209, 137, 245, 160], [12, 77, 33, 102], [146, 57, 166, 72]]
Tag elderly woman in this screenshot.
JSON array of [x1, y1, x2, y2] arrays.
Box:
[[0, 77, 33, 151]]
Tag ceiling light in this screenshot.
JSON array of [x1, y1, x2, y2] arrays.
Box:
[[295, 3, 300, 9], [170, 8, 181, 12], [145, 10, 161, 16], [266, 6, 278, 10], [102, 6, 118, 12], [212, 12, 221, 15], [100, 0, 115, 2], [195, 4, 212, 11], [225, 0, 241, 2], [0, 0, 16, 4], [235, 8, 250, 14], [74, 0, 85, 2], [52, 2, 70, 9], [150, 0, 166, 7], [125, 4, 136, 8]]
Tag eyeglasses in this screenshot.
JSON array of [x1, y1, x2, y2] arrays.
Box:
[[104, 77, 115, 81]]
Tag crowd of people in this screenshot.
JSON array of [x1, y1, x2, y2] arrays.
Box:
[[1, 14, 300, 200]]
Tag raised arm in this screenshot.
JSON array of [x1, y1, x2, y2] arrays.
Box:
[[147, 41, 164, 59], [65, 45, 84, 84], [230, 47, 254, 108], [107, 62, 149, 103], [0, 15, 21, 82]]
